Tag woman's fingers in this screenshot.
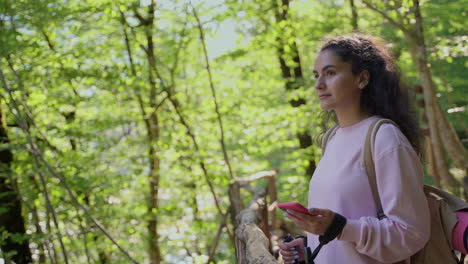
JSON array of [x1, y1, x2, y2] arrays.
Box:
[[283, 255, 299, 263], [284, 210, 302, 221], [277, 242, 290, 251], [284, 207, 336, 235], [280, 249, 300, 257], [286, 208, 326, 220], [281, 248, 301, 261], [279, 238, 305, 263], [279, 247, 297, 256], [308, 207, 331, 216], [278, 239, 302, 251]]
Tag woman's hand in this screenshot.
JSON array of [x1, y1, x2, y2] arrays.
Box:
[[278, 237, 305, 264], [284, 208, 336, 236]]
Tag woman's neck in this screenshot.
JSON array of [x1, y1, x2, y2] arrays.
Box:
[[335, 108, 371, 128]]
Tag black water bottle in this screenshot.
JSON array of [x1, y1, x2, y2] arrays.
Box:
[[283, 234, 294, 243], [282, 234, 306, 264]]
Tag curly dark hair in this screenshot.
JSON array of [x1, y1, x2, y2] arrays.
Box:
[[320, 34, 423, 158]]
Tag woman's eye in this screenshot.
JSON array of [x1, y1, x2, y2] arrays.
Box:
[[326, 71, 335, 76]]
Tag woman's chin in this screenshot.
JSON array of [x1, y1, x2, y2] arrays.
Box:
[[320, 103, 334, 111]]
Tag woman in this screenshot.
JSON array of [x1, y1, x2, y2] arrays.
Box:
[[279, 34, 430, 263]]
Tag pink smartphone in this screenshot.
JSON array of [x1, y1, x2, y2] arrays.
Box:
[[278, 202, 318, 216]]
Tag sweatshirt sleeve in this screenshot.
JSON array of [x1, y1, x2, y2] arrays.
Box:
[[337, 125, 430, 263]]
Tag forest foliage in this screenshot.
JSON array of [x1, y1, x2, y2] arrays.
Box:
[[0, 0, 466, 263]]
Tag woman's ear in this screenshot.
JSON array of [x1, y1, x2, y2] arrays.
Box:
[[358, 70, 370, 89]]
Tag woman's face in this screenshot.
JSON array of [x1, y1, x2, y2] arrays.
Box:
[[313, 49, 364, 112]]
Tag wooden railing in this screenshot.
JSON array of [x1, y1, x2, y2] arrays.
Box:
[[233, 170, 290, 264]]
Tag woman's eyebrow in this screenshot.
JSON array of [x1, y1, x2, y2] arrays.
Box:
[[313, 64, 337, 74]]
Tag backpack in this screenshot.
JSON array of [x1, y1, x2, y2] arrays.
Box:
[[322, 118, 468, 264]]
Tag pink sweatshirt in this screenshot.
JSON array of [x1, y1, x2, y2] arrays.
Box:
[[307, 116, 430, 263]]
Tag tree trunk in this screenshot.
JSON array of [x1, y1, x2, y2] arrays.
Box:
[[147, 113, 161, 264], [120, 6, 163, 262], [412, 0, 467, 170], [426, 136, 441, 188], [144, 4, 162, 262], [433, 100, 468, 169], [407, 40, 455, 188], [362, 0, 467, 194], [349, 0, 359, 30], [272, 0, 316, 178], [406, 0, 465, 193], [0, 99, 32, 263], [411, 0, 467, 170]]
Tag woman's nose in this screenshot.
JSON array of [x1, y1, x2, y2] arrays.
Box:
[[315, 76, 325, 90]]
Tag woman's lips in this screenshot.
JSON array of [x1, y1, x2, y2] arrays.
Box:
[[319, 94, 331, 99]]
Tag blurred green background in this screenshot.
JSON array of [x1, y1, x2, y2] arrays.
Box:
[[0, 0, 466, 263]]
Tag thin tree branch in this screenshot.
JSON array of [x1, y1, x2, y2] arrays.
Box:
[[166, 94, 234, 241], [169, 16, 189, 90], [361, 0, 409, 34], [191, 6, 243, 259], [207, 211, 229, 263], [40, 28, 56, 51], [45, 205, 59, 264], [192, 4, 235, 180], [120, 9, 137, 76], [29, 174, 57, 264]]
